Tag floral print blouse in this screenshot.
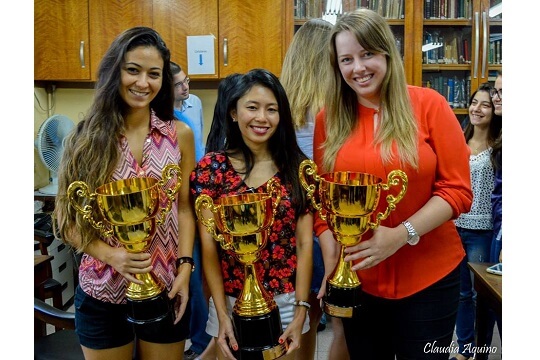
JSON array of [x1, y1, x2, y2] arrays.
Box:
[[190, 151, 307, 298]]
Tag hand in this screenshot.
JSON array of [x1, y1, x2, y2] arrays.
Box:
[[216, 316, 238, 359], [106, 246, 152, 285], [280, 313, 305, 355], [167, 271, 190, 324], [343, 225, 405, 271]]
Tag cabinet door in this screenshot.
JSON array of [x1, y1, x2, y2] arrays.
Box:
[[218, 1, 289, 78], [34, 0, 91, 81], [88, 0, 153, 81], [153, 0, 219, 79]]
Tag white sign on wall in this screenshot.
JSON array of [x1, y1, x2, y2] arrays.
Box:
[[187, 35, 216, 75]]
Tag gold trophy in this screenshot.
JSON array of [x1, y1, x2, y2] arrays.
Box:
[[67, 164, 182, 326], [195, 179, 287, 360], [299, 160, 407, 318]]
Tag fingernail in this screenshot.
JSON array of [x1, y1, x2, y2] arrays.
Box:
[[233, 345, 238, 351], [279, 339, 284, 344]]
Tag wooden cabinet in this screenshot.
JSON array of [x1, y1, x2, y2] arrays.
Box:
[[34, 0, 91, 81], [413, 0, 502, 118], [154, 0, 293, 79], [35, 0, 153, 81], [35, 0, 293, 82], [88, 0, 153, 81]]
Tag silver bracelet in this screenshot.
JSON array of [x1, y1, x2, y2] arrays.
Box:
[[293, 300, 311, 310]]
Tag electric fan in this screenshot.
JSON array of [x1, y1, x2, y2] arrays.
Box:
[[36, 114, 75, 195]]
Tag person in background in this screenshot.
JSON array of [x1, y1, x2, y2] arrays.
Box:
[[490, 71, 502, 264], [171, 61, 205, 161], [54, 27, 196, 360], [280, 17, 349, 360], [190, 69, 313, 359], [313, 9, 472, 359], [170, 61, 211, 360], [485, 70, 503, 349], [452, 83, 502, 360]]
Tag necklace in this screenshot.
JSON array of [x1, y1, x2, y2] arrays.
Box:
[[469, 139, 487, 155]]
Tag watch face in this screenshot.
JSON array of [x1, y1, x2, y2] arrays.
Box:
[[408, 235, 420, 246]]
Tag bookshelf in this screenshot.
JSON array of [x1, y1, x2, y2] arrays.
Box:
[[413, 0, 502, 119]]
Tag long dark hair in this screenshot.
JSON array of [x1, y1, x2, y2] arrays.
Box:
[[206, 69, 309, 216], [205, 73, 243, 153], [56, 27, 174, 251]]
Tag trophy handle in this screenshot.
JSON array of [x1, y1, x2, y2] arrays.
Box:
[[266, 178, 281, 222], [67, 181, 113, 237], [370, 170, 408, 228], [195, 194, 229, 250], [299, 159, 325, 220], [156, 164, 183, 226]]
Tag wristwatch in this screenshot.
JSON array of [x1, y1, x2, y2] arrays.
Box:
[[402, 220, 420, 246]]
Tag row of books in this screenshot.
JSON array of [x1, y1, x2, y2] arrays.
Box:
[[358, 0, 405, 19], [294, 0, 323, 19], [424, 75, 471, 109], [489, 34, 502, 65], [423, 30, 503, 65], [425, 0, 473, 20], [423, 30, 471, 65]]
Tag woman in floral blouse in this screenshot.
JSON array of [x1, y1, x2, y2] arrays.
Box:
[[190, 69, 313, 359]]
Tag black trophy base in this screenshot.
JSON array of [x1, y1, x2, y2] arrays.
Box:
[[232, 307, 287, 360], [126, 289, 172, 326], [323, 281, 362, 318]]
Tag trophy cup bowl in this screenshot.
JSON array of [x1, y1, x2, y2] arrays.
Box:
[[195, 180, 287, 360], [299, 160, 407, 318], [67, 164, 182, 326]]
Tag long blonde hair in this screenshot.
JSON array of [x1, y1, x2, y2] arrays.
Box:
[[280, 18, 333, 128], [322, 8, 418, 172]]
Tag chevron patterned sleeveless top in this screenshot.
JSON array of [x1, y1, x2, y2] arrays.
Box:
[[78, 110, 181, 304]]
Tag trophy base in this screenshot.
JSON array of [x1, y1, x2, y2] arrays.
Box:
[[233, 307, 287, 360], [323, 281, 362, 318], [126, 289, 172, 325]]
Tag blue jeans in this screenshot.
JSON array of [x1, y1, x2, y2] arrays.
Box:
[[455, 227, 492, 357], [188, 236, 212, 354]]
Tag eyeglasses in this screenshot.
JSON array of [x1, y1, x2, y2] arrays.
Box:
[[489, 87, 502, 99], [174, 77, 190, 88]]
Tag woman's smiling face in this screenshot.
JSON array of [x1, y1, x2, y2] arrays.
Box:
[[335, 30, 387, 106], [119, 45, 164, 112], [231, 84, 280, 149]]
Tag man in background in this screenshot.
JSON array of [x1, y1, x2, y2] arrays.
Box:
[[171, 61, 210, 360]]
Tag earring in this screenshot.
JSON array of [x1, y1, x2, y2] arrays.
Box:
[[232, 118, 237, 122]]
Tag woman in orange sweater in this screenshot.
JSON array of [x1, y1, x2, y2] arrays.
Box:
[[313, 9, 472, 359]]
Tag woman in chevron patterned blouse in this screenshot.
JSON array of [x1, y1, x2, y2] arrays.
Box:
[[55, 27, 196, 360]]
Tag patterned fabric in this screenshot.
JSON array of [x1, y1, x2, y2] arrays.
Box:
[[190, 151, 306, 298], [79, 110, 182, 304], [454, 148, 494, 230]]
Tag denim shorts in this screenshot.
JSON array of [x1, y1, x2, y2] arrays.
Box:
[[74, 285, 191, 349], [205, 291, 310, 337]]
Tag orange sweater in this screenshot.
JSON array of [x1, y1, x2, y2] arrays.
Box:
[[313, 86, 472, 299]]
